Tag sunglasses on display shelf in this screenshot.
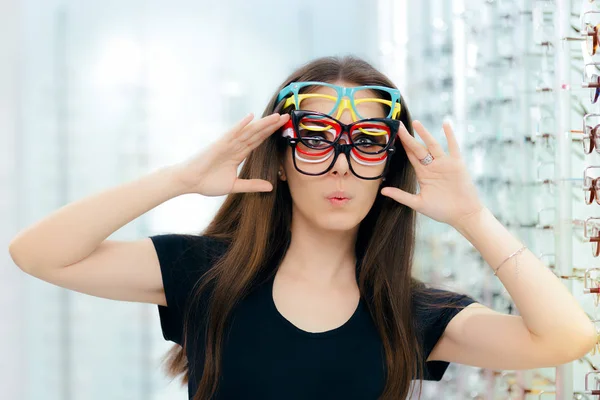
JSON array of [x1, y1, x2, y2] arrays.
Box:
[[505, 206, 555, 230], [563, 12, 600, 57], [583, 267, 600, 308], [584, 370, 600, 397], [582, 11, 600, 56], [588, 23, 600, 56], [570, 113, 600, 154], [582, 62, 600, 103], [577, 356, 600, 398], [518, 161, 582, 196], [579, 217, 600, 258], [583, 166, 600, 205]]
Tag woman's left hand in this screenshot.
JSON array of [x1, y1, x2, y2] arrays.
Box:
[[380, 120, 485, 229]]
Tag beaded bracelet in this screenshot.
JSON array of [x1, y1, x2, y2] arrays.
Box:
[[493, 245, 527, 276]]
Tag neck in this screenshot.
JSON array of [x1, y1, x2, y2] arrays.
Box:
[[277, 215, 359, 288]]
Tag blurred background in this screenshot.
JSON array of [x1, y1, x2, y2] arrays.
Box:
[[3, 0, 600, 399]]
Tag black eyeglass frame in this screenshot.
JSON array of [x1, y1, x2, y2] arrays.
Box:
[[279, 110, 401, 181]]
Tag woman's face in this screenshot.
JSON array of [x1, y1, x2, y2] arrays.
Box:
[[280, 80, 388, 232]]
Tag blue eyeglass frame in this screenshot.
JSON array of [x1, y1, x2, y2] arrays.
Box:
[[276, 81, 402, 120]]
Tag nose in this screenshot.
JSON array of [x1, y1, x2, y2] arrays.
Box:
[[329, 141, 351, 178], [328, 106, 352, 177], [333, 106, 354, 145]]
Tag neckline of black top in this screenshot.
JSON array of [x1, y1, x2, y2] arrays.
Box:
[[267, 274, 364, 339]]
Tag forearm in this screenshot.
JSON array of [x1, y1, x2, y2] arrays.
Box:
[[8, 165, 187, 271], [455, 207, 595, 348]]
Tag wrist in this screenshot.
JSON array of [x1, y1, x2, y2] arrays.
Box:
[[453, 206, 491, 236], [156, 164, 194, 197]]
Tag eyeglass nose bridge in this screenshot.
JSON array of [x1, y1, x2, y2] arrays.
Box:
[[584, 267, 600, 290], [582, 11, 600, 35], [327, 143, 359, 172], [331, 141, 395, 158], [582, 62, 600, 85], [324, 142, 395, 181], [536, 161, 555, 194], [585, 370, 600, 391], [584, 217, 600, 239], [584, 113, 600, 126], [584, 166, 600, 181], [332, 98, 360, 122], [337, 132, 351, 145]]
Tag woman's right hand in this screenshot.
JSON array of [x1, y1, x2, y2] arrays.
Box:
[[172, 112, 290, 196]]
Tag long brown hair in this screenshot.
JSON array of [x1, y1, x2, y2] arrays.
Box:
[[161, 55, 471, 400]]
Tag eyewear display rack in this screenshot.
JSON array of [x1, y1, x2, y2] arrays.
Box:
[[393, 0, 600, 399]]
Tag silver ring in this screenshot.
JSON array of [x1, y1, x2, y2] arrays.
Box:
[[419, 153, 434, 166]]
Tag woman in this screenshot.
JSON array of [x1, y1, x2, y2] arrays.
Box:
[[8, 55, 596, 400]]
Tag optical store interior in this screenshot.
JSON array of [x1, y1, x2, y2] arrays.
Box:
[[6, 0, 600, 399]]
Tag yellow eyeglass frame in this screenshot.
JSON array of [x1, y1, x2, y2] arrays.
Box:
[[283, 93, 401, 122]]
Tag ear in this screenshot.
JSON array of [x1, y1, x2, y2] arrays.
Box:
[[278, 165, 287, 181]]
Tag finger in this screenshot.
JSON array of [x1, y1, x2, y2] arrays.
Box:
[[225, 113, 255, 139], [237, 113, 284, 142], [397, 122, 429, 159], [231, 178, 273, 194], [404, 146, 425, 170], [412, 120, 446, 158], [380, 186, 421, 210], [245, 113, 290, 147], [228, 115, 289, 163], [237, 114, 290, 157], [442, 121, 461, 158]]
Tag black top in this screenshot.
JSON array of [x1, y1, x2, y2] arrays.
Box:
[[151, 234, 477, 400]]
